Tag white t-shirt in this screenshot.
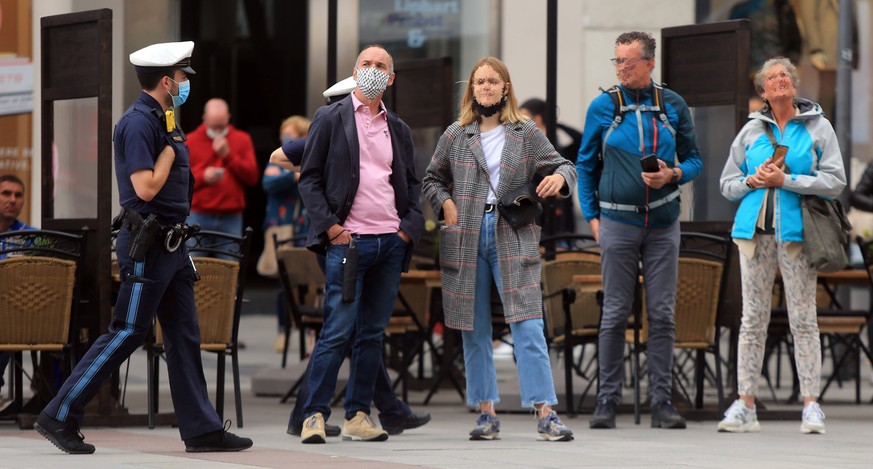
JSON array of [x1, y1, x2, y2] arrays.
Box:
[[480, 125, 505, 204]]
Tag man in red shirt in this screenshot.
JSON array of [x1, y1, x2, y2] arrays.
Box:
[[186, 98, 259, 246]]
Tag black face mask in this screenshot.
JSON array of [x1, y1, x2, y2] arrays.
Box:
[[473, 95, 507, 117]]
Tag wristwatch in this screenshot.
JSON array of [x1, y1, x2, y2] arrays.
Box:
[[670, 168, 679, 183]]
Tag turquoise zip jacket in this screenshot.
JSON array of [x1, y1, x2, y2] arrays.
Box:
[[576, 82, 702, 227], [720, 98, 846, 242]]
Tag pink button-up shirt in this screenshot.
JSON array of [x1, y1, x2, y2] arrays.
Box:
[[343, 92, 400, 235]]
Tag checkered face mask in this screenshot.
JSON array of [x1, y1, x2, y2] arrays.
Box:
[[356, 67, 390, 99]]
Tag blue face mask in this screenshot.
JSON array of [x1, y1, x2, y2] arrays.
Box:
[[169, 78, 190, 107]]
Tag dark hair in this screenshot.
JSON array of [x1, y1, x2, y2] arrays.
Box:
[[0, 174, 25, 188], [137, 70, 175, 90], [520, 98, 549, 126], [615, 31, 656, 59]]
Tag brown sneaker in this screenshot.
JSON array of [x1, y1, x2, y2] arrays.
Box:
[[301, 413, 326, 444], [342, 411, 388, 441]]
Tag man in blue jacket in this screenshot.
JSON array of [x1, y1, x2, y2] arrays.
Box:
[[576, 31, 703, 430], [296, 45, 424, 443]]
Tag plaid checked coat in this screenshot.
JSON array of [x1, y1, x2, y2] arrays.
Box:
[[422, 119, 576, 330]]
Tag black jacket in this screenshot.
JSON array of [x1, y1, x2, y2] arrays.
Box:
[[850, 162, 873, 212], [297, 94, 424, 269]]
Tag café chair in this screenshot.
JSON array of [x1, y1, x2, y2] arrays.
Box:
[[623, 232, 731, 417], [0, 230, 84, 420], [274, 236, 325, 403], [670, 232, 732, 413], [146, 228, 252, 429], [815, 237, 873, 403], [539, 234, 601, 416], [274, 233, 324, 368]]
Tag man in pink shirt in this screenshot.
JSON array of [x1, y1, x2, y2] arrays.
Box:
[[297, 45, 423, 444]]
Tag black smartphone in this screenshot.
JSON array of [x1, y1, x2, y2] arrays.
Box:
[[771, 145, 789, 168], [640, 154, 660, 173]]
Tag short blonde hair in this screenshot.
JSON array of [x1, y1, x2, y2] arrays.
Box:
[[279, 115, 311, 139], [458, 57, 527, 126]]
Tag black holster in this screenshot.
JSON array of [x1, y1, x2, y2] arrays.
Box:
[[129, 213, 160, 262]]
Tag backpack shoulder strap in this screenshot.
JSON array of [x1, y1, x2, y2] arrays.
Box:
[[651, 83, 676, 138]]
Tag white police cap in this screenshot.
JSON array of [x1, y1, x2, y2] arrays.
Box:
[[323, 76, 356, 99], [129, 41, 196, 75]]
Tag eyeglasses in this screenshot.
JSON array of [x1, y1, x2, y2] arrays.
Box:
[[610, 56, 649, 67], [473, 77, 503, 87], [766, 71, 789, 82]]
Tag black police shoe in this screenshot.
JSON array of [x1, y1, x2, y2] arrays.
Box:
[[651, 401, 687, 429], [35, 411, 96, 454], [379, 411, 432, 436], [589, 399, 618, 429], [287, 422, 342, 437], [184, 421, 253, 452]]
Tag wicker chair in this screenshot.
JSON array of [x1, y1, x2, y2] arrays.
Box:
[[539, 234, 601, 416], [0, 230, 84, 418], [623, 232, 731, 414], [146, 228, 252, 429]]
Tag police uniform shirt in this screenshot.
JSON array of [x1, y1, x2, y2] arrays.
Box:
[[114, 92, 193, 223]]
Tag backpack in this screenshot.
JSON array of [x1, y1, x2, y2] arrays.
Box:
[[595, 83, 676, 171]]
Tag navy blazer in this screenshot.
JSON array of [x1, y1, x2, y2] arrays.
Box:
[[298, 94, 424, 269]]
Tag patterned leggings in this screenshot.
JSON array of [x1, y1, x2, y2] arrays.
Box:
[[737, 235, 821, 399]]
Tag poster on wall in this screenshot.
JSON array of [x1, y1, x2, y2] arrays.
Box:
[[0, 0, 33, 225]]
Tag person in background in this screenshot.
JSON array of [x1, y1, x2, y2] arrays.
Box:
[[186, 98, 259, 250], [519, 97, 581, 236], [262, 115, 311, 352], [34, 41, 251, 454], [576, 31, 702, 430], [422, 56, 576, 442], [719, 56, 845, 435], [296, 45, 424, 444], [0, 174, 36, 413]]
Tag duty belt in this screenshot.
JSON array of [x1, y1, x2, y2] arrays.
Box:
[[114, 207, 200, 252], [599, 189, 680, 214]]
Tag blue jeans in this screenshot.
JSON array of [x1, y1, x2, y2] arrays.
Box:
[[303, 233, 407, 420], [462, 211, 558, 408], [186, 212, 243, 260]]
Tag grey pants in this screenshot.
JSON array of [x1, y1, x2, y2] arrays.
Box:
[[596, 217, 679, 405]]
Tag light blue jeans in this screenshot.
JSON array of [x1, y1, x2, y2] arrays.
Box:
[[186, 212, 243, 260], [462, 211, 558, 409]]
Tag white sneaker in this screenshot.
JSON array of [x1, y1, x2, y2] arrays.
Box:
[[801, 402, 826, 434], [717, 400, 760, 433]]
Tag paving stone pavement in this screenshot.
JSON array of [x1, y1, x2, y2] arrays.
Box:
[[3, 306, 873, 468]]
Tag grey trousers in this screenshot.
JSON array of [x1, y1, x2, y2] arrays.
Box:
[[596, 217, 679, 405]]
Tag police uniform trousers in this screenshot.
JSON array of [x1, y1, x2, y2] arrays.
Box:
[[42, 227, 222, 439]]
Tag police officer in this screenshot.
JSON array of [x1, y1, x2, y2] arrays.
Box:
[[35, 41, 252, 454]]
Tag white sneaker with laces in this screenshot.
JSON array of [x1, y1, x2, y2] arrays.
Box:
[[801, 402, 826, 434], [716, 399, 760, 433]]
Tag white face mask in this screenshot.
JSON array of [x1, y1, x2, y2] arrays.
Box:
[[206, 127, 229, 139], [355, 67, 390, 99]]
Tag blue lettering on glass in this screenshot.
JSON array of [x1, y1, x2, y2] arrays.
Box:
[[394, 0, 459, 14]]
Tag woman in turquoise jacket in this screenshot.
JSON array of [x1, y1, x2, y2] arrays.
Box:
[[718, 57, 845, 435]]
